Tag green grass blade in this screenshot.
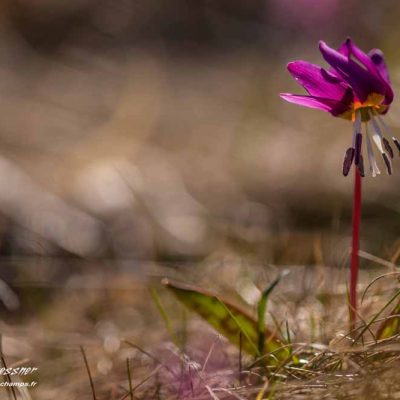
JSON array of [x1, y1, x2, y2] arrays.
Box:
[[149, 287, 179, 347], [257, 271, 288, 355], [162, 278, 289, 364]]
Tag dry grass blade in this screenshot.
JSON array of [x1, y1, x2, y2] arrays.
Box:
[[376, 300, 400, 339], [205, 385, 220, 399], [239, 331, 243, 378], [354, 288, 400, 343], [201, 334, 221, 372], [358, 250, 398, 269], [213, 387, 247, 399], [361, 271, 400, 304], [80, 346, 97, 400], [123, 340, 177, 378], [256, 378, 269, 400], [120, 365, 162, 400]]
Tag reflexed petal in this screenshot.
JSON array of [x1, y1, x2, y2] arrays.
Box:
[[280, 93, 351, 116], [280, 93, 333, 111], [320, 68, 343, 84], [319, 41, 386, 102], [326, 41, 349, 79], [369, 49, 391, 83], [337, 40, 350, 57], [287, 61, 349, 100], [343, 38, 393, 106], [345, 38, 378, 74]]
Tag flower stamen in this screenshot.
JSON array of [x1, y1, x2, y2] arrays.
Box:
[[392, 137, 400, 155], [382, 153, 392, 175], [343, 147, 355, 176], [354, 133, 362, 165], [382, 137, 394, 159], [358, 155, 365, 177]]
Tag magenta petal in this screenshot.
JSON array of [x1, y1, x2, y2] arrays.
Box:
[[369, 49, 391, 84], [287, 61, 349, 100], [345, 38, 378, 74], [337, 40, 350, 57], [320, 68, 343, 84], [346, 39, 393, 104], [280, 93, 332, 111], [327, 39, 393, 106], [280, 93, 351, 116], [326, 40, 349, 78], [319, 41, 386, 102], [368, 48, 393, 107], [282, 39, 394, 117]]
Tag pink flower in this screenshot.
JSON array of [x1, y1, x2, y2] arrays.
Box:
[[281, 38, 397, 177]]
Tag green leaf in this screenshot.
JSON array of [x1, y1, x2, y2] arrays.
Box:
[[376, 298, 400, 340], [162, 278, 289, 363]]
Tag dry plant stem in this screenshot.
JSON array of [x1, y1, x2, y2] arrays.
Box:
[[126, 358, 134, 400], [1, 356, 16, 400], [350, 167, 362, 331]]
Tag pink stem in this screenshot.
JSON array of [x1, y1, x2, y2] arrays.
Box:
[[350, 167, 362, 331]]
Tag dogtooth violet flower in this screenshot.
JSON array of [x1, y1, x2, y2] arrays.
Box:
[[280, 38, 397, 177]]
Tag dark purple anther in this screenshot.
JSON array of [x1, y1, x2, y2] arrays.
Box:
[[354, 133, 362, 165], [343, 147, 355, 176], [393, 137, 400, 155], [382, 153, 392, 175], [382, 138, 394, 159], [358, 155, 365, 177]]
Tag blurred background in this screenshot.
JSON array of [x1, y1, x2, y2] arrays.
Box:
[[0, 1, 399, 397], [0, 0, 399, 264]]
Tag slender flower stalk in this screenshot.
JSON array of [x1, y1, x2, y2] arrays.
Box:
[[350, 167, 361, 331], [280, 38, 395, 330]]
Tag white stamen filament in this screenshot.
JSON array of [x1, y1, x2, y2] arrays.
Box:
[[369, 110, 386, 154], [369, 109, 393, 174], [375, 112, 391, 132], [371, 108, 392, 135], [374, 112, 399, 148], [370, 108, 395, 148], [365, 123, 380, 177]]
